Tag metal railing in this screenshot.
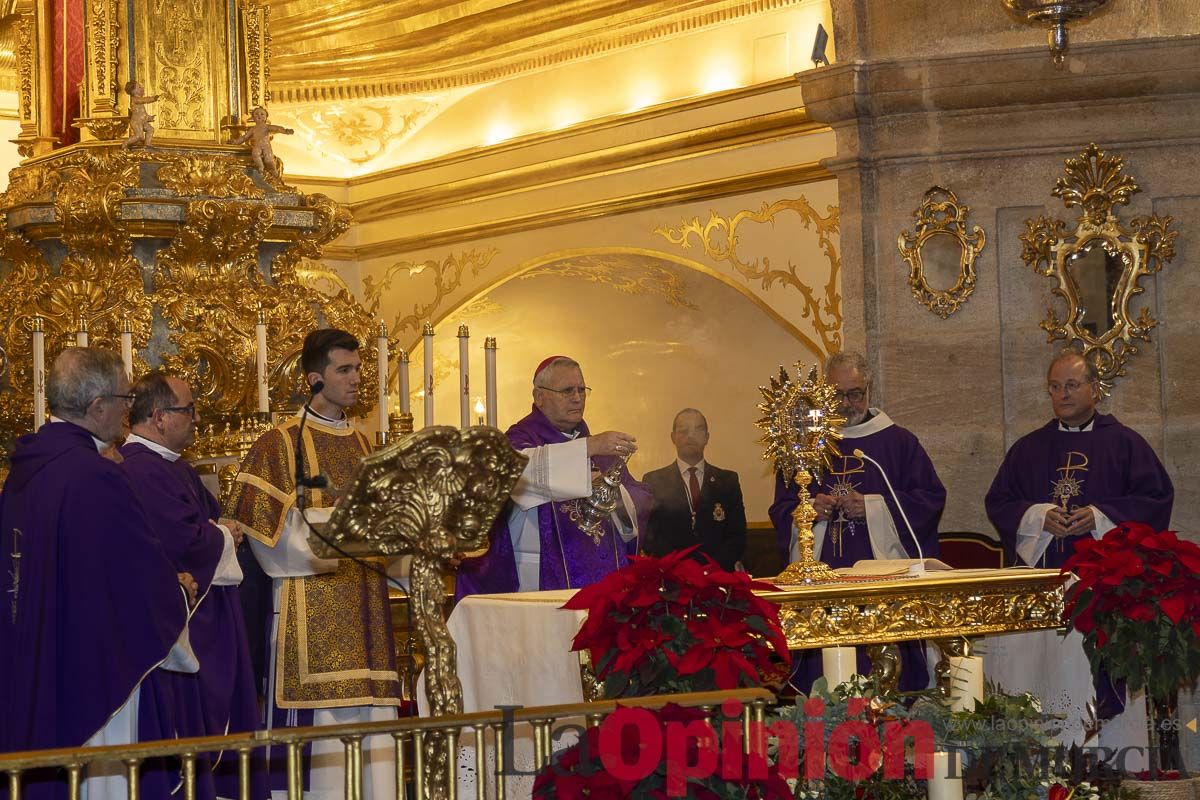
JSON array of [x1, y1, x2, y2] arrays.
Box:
[[0, 688, 774, 800]]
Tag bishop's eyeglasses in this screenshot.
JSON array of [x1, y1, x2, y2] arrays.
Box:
[[538, 385, 592, 399]]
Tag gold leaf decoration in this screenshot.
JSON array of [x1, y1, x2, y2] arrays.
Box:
[[656, 197, 841, 354]]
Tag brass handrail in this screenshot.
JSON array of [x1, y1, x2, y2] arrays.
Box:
[[0, 688, 775, 800]]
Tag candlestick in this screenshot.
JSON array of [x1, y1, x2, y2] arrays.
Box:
[[422, 322, 434, 428], [255, 308, 269, 414], [473, 397, 485, 426], [75, 316, 88, 348], [948, 656, 985, 713], [376, 321, 389, 437], [120, 318, 133, 377], [32, 316, 45, 431], [457, 324, 470, 428], [484, 336, 497, 427], [821, 647, 857, 687], [398, 348, 411, 415]]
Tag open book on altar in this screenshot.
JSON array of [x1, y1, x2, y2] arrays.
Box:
[[834, 558, 954, 577]]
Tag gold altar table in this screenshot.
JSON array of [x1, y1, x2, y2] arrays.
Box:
[[763, 567, 1067, 649], [762, 566, 1068, 691]]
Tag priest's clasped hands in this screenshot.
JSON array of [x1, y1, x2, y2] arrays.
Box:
[[1044, 505, 1096, 538], [812, 491, 866, 523], [213, 517, 248, 547], [177, 572, 198, 606]]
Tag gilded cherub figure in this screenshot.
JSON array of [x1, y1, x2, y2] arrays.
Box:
[[232, 106, 294, 179], [121, 81, 159, 149]]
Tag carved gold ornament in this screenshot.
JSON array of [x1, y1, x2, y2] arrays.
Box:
[[897, 187, 986, 319], [361, 248, 498, 340], [318, 426, 527, 800], [656, 197, 841, 354], [763, 567, 1066, 648], [1020, 143, 1178, 391], [518, 253, 699, 310], [0, 145, 375, 456], [756, 363, 845, 584]]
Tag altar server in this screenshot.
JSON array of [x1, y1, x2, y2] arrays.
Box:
[[230, 328, 400, 800], [0, 348, 196, 800], [456, 355, 653, 596], [121, 371, 266, 800], [769, 350, 945, 691]]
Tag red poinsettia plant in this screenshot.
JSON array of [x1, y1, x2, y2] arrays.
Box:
[[565, 547, 792, 698], [1062, 522, 1200, 704]]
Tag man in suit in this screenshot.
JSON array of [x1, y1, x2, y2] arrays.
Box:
[[642, 408, 747, 570]]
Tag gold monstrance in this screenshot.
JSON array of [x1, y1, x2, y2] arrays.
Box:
[[756, 363, 845, 584]]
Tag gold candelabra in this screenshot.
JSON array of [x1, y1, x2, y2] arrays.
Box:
[[756, 363, 845, 584]]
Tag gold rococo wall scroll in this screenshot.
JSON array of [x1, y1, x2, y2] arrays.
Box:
[[1020, 143, 1178, 390], [897, 186, 986, 319]]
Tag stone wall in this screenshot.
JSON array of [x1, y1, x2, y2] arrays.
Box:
[[800, 33, 1200, 539]]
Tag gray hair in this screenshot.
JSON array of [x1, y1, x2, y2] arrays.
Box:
[[672, 408, 708, 432], [129, 371, 179, 426], [1047, 346, 1100, 384], [533, 356, 581, 387], [824, 351, 872, 384], [47, 348, 126, 419]]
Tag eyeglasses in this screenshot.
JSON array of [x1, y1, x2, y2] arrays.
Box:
[[1047, 380, 1095, 395], [162, 403, 196, 416], [538, 385, 591, 399], [105, 393, 136, 407], [834, 389, 866, 403]]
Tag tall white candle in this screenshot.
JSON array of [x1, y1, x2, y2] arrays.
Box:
[[928, 752, 964, 800], [120, 318, 133, 377], [821, 647, 857, 687], [32, 316, 45, 431], [255, 308, 269, 414], [484, 337, 497, 427], [376, 321, 389, 436], [457, 324, 470, 428], [422, 322, 434, 428], [75, 317, 88, 348], [398, 349, 411, 414], [948, 656, 985, 713]]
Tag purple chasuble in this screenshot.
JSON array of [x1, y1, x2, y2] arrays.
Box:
[[985, 414, 1173, 569], [769, 419, 945, 568], [768, 415, 945, 693], [119, 442, 268, 800], [456, 405, 653, 597], [985, 414, 1172, 722], [0, 422, 187, 798]]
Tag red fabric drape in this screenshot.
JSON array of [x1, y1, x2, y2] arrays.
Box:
[[50, 0, 85, 146]]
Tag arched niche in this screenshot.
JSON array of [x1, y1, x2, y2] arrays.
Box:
[[406, 248, 826, 522]]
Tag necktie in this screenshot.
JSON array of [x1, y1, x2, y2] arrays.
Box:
[[687, 467, 701, 515]]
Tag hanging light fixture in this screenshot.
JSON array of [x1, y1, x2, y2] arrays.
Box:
[[1002, 1, 1113, 64]]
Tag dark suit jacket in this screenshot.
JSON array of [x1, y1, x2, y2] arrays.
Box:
[[642, 461, 747, 571]]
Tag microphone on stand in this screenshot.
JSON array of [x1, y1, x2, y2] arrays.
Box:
[[295, 378, 329, 512], [852, 448, 926, 574]]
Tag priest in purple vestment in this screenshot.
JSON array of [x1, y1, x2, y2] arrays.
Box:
[[769, 351, 945, 692], [457, 356, 654, 597], [0, 348, 196, 800], [120, 372, 267, 800], [984, 348, 1173, 730]]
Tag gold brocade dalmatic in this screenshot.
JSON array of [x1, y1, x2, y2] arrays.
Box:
[[231, 416, 400, 708]]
